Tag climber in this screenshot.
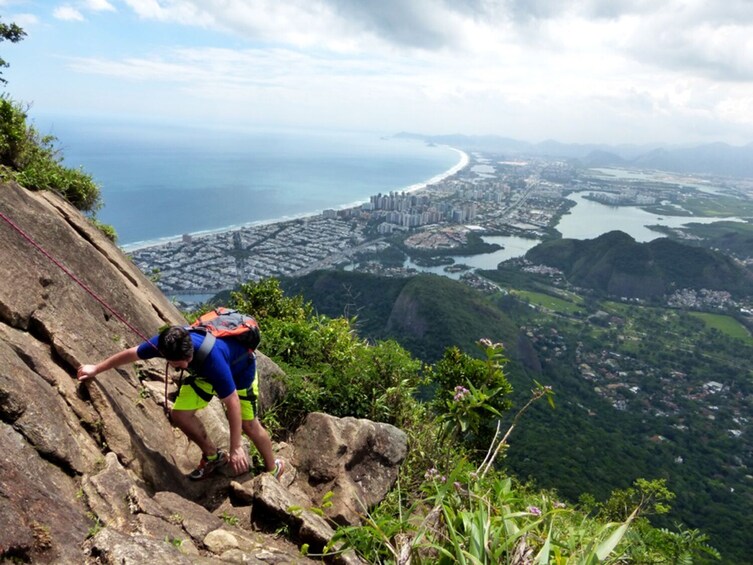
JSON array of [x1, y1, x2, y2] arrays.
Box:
[[77, 325, 285, 481]]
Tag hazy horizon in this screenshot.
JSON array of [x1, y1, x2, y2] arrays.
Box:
[[3, 1, 753, 147]]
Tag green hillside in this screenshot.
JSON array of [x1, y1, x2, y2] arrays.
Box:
[[281, 271, 526, 363], [525, 230, 753, 299], [222, 277, 722, 564], [654, 220, 753, 260], [279, 268, 752, 562]]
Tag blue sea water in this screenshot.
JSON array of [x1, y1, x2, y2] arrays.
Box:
[[41, 116, 460, 247]]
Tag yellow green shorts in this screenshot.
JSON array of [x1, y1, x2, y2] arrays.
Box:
[[173, 374, 260, 421]]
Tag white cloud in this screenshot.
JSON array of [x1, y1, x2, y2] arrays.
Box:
[[122, 0, 205, 23], [9, 13, 39, 28], [85, 0, 116, 11], [33, 0, 753, 144], [53, 5, 85, 21]]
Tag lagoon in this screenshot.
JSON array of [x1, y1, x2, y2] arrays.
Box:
[[404, 235, 540, 279], [556, 192, 738, 242], [405, 191, 742, 279]]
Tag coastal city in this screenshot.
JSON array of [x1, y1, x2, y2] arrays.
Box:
[[126, 149, 753, 309], [128, 149, 555, 298]]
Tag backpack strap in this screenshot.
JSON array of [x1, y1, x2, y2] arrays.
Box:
[[193, 331, 216, 365], [189, 327, 252, 367]]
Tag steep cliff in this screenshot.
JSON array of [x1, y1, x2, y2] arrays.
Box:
[[0, 182, 405, 563]]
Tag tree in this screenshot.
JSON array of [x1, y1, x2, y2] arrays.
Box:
[[0, 17, 26, 84]]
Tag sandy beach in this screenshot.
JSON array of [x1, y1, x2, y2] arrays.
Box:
[[401, 146, 470, 194]]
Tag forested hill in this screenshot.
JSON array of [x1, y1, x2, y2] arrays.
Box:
[[525, 230, 753, 299], [280, 270, 538, 367], [278, 263, 752, 561]]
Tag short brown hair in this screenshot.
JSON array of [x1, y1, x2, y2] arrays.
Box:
[[158, 326, 193, 361]]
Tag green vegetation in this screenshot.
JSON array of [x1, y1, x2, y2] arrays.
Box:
[[394, 230, 502, 258], [354, 244, 407, 267], [0, 16, 25, 84], [0, 96, 103, 212], [679, 194, 753, 218], [524, 230, 753, 299], [512, 289, 584, 314], [413, 255, 454, 267], [688, 312, 752, 342], [220, 511, 240, 527], [652, 220, 753, 260], [86, 514, 103, 539], [282, 271, 521, 362], [225, 277, 720, 563], [277, 268, 751, 562], [637, 189, 753, 219], [90, 217, 117, 242], [231, 278, 425, 431]]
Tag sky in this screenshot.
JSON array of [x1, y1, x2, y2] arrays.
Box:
[[2, 0, 753, 146]]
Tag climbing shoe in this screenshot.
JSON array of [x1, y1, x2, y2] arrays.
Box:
[[188, 449, 227, 480], [271, 458, 285, 480]]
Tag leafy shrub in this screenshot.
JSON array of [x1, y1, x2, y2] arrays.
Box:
[[90, 217, 118, 242], [232, 277, 312, 322], [333, 420, 717, 564], [232, 278, 425, 431], [332, 449, 644, 564], [426, 340, 514, 457], [0, 95, 102, 212]]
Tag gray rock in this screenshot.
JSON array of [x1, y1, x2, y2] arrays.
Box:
[[85, 527, 218, 564], [204, 528, 241, 553], [83, 452, 145, 531], [136, 514, 200, 556], [154, 490, 225, 541], [0, 422, 90, 563], [290, 412, 407, 525], [249, 473, 337, 550]]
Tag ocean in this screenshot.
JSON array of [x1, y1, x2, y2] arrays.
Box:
[[40, 116, 461, 248]]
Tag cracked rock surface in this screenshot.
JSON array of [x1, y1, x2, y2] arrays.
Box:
[[0, 182, 405, 564]]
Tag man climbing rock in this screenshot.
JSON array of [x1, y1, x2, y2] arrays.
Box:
[[77, 325, 284, 481]]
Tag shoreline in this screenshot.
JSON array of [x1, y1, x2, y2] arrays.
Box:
[[121, 146, 470, 252]]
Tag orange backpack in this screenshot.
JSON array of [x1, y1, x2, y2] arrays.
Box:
[[189, 307, 261, 363]]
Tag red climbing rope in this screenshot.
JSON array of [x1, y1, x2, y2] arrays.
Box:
[[0, 210, 152, 344]]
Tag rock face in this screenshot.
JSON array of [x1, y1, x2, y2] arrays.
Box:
[[0, 182, 407, 563]]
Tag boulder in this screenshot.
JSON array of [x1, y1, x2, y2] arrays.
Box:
[[85, 528, 216, 564], [289, 412, 408, 526]]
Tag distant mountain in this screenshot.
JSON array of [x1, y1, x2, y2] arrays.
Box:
[[395, 132, 753, 177], [580, 150, 627, 168], [630, 142, 753, 177], [525, 230, 753, 298]]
